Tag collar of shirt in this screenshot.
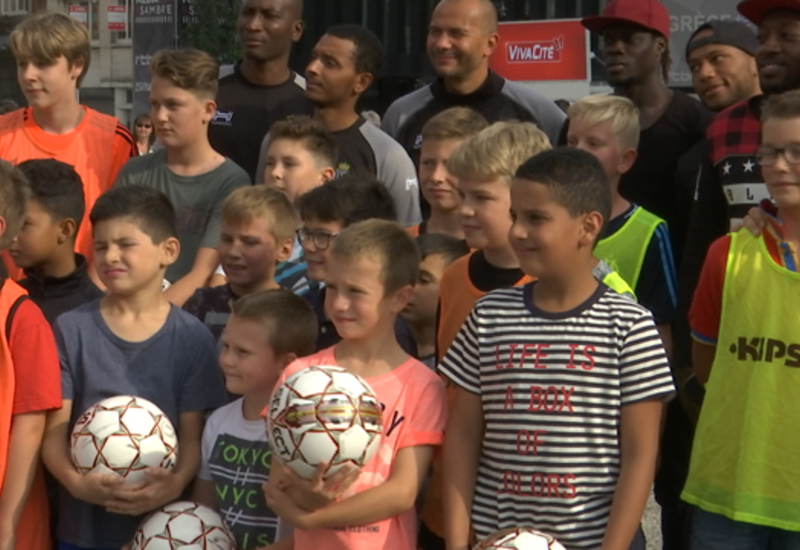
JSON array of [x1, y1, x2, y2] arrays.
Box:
[[760, 200, 799, 272], [430, 70, 504, 106]]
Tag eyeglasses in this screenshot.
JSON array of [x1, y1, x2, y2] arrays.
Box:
[[136, 123, 152, 129], [296, 227, 339, 250], [756, 145, 800, 166]]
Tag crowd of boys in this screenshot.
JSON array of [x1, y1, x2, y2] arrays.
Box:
[[0, 0, 797, 550]]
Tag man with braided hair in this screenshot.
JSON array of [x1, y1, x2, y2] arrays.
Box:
[[582, 0, 713, 264]]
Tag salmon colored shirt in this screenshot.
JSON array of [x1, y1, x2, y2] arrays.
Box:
[[276, 347, 447, 550], [0, 107, 135, 279]]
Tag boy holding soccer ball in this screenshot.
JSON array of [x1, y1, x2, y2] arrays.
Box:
[[263, 219, 447, 550], [192, 290, 318, 550], [41, 185, 227, 550], [0, 160, 61, 550]]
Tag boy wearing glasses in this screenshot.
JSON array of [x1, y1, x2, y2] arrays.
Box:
[[184, 186, 297, 342], [684, 91, 800, 546], [296, 173, 417, 354]]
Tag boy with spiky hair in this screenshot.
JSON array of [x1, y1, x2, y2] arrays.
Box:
[[0, 13, 135, 280], [42, 185, 227, 550], [114, 48, 249, 306]]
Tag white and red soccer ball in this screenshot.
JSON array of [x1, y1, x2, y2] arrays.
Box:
[[132, 501, 235, 550], [474, 527, 566, 550], [266, 365, 383, 479], [70, 395, 178, 483]]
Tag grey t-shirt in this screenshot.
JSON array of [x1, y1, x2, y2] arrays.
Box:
[[114, 150, 250, 282], [55, 300, 228, 549]]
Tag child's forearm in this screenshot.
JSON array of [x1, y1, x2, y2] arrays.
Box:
[[0, 412, 47, 543], [442, 388, 484, 550], [41, 406, 82, 492], [164, 248, 218, 307]]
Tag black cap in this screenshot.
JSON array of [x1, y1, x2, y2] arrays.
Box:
[[685, 20, 758, 62]]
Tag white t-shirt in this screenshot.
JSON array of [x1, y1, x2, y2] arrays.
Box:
[[199, 398, 282, 549], [439, 284, 675, 549]]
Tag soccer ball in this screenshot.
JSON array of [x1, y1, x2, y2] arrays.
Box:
[[474, 527, 567, 550], [267, 365, 383, 479], [70, 395, 178, 483], [132, 501, 235, 550]]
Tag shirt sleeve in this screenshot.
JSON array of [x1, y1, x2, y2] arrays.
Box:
[[54, 320, 74, 401], [197, 409, 218, 481], [10, 299, 61, 414], [619, 311, 675, 405], [177, 324, 228, 413], [109, 123, 137, 188], [635, 221, 678, 325], [437, 307, 482, 395], [377, 144, 422, 227], [397, 374, 447, 450], [689, 236, 730, 344]]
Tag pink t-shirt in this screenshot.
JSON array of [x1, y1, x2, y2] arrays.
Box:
[[276, 346, 447, 550]]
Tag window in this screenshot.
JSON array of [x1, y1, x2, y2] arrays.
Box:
[[110, 0, 132, 43], [2, 0, 30, 15]]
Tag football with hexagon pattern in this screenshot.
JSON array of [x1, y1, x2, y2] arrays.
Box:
[[474, 527, 567, 550], [266, 365, 383, 479], [132, 501, 235, 550], [70, 395, 178, 483]]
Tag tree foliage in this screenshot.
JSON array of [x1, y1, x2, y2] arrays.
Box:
[[181, 0, 242, 65]]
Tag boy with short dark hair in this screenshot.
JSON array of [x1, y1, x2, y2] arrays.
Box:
[[684, 90, 800, 547], [0, 160, 61, 550], [442, 148, 675, 549], [401, 234, 469, 368], [0, 13, 135, 280], [114, 48, 250, 306], [184, 186, 297, 341], [296, 174, 416, 354], [41, 184, 228, 550], [264, 219, 447, 550], [567, 95, 677, 354], [263, 116, 337, 203], [11, 159, 103, 325], [193, 289, 318, 550], [417, 107, 487, 238]]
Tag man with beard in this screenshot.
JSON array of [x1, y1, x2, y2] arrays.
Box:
[[664, 20, 761, 550], [381, 0, 565, 165], [582, 0, 714, 264], [208, 0, 311, 181], [256, 25, 422, 228]]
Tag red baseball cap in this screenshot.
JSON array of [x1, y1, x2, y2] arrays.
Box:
[[738, 0, 800, 25], [582, 0, 671, 39]]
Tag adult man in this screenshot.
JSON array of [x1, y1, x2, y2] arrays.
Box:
[[208, 0, 311, 181], [582, 0, 714, 262], [666, 20, 761, 550], [382, 0, 565, 163], [256, 25, 422, 228]]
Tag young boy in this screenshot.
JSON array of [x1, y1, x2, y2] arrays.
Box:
[[263, 116, 337, 203], [263, 219, 447, 550], [417, 107, 487, 238], [683, 91, 800, 546], [0, 160, 61, 550], [41, 184, 228, 550], [0, 13, 135, 280], [567, 95, 677, 354], [296, 174, 416, 355], [114, 48, 250, 307], [193, 289, 318, 550], [441, 148, 675, 549], [10, 159, 103, 325], [184, 186, 297, 341], [401, 234, 469, 369]]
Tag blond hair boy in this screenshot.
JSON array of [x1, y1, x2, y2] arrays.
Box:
[[264, 219, 446, 550], [417, 107, 487, 238], [567, 95, 677, 354], [263, 117, 337, 202], [0, 13, 135, 281], [184, 186, 297, 341], [114, 48, 250, 307]]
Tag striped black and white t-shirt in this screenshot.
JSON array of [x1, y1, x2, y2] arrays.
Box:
[[439, 283, 675, 549]]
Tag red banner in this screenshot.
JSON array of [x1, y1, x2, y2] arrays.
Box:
[[490, 19, 590, 81]]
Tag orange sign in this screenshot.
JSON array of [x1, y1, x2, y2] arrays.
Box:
[[490, 19, 590, 81]]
